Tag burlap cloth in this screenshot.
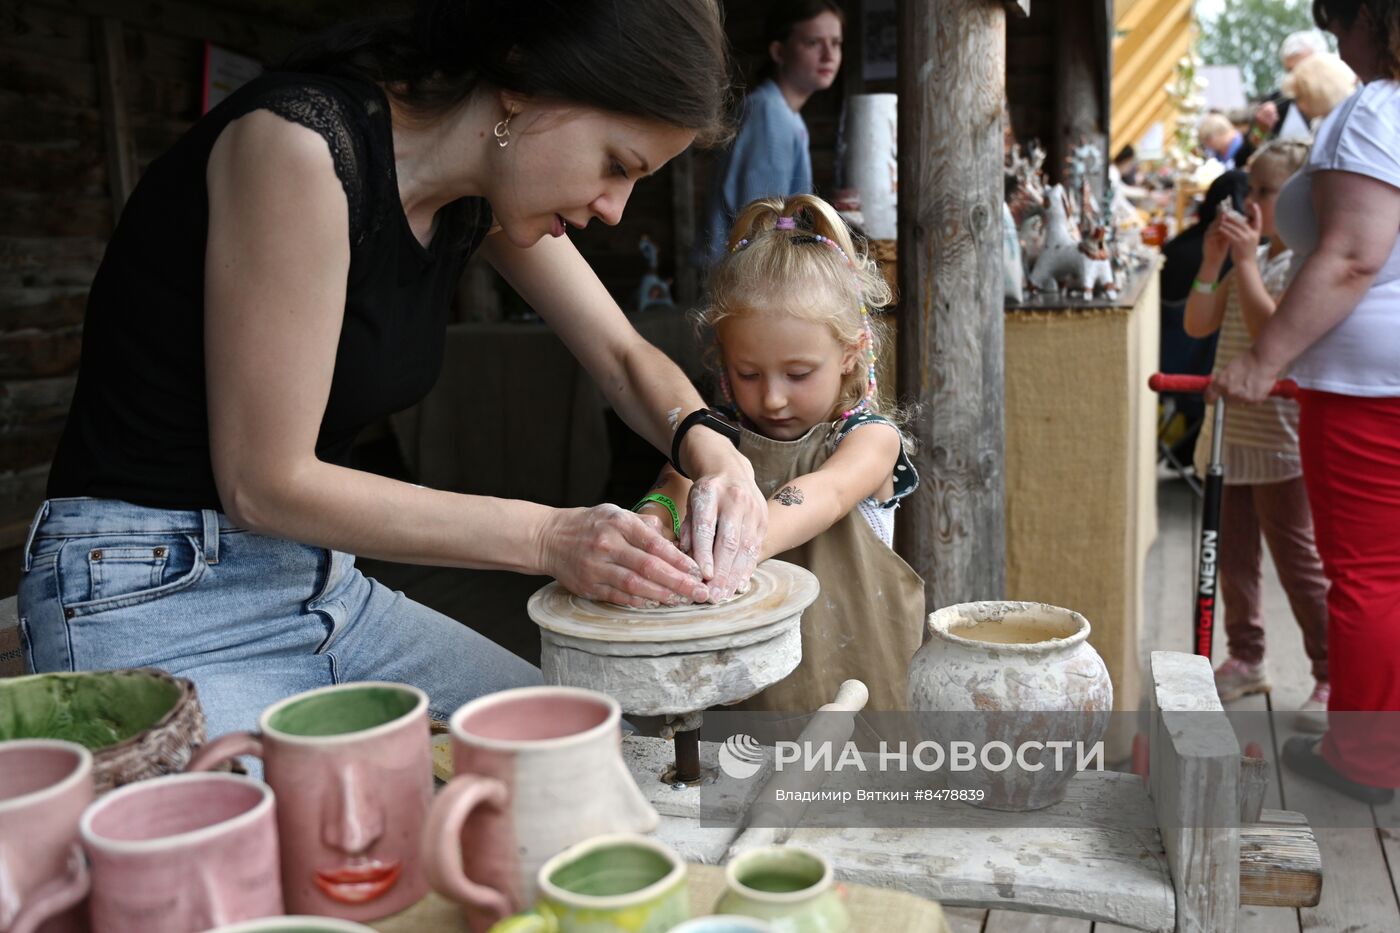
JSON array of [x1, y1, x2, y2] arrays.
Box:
[[370, 862, 950, 932]]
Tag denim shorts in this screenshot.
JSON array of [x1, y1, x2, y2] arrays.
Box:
[[17, 498, 542, 739]]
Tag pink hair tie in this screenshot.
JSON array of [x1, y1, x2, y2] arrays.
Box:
[[775, 216, 796, 230]]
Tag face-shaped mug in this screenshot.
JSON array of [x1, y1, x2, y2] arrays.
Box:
[[714, 846, 849, 933], [0, 740, 94, 933], [487, 834, 689, 933], [421, 686, 660, 931], [79, 772, 282, 933], [187, 682, 432, 921]]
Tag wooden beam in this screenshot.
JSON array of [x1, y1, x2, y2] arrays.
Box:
[[93, 15, 136, 221], [1052, 1, 1107, 187], [1149, 651, 1242, 933], [894, 0, 1007, 608]]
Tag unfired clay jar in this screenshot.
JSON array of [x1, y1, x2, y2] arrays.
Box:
[[906, 601, 1113, 810]]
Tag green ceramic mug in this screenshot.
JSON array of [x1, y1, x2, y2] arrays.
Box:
[[715, 846, 849, 933], [489, 834, 689, 933]]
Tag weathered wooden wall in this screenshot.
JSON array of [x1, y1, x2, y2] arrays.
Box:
[[0, 0, 391, 589]]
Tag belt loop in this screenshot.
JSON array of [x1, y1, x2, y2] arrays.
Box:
[[201, 509, 220, 565], [21, 500, 50, 573]]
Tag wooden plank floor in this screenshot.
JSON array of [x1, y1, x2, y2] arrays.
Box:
[[359, 473, 1400, 931]]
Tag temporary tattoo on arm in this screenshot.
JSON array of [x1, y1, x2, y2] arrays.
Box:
[[773, 485, 805, 506]]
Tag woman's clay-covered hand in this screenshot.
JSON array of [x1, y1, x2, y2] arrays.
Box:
[[676, 431, 767, 603], [539, 504, 710, 608]]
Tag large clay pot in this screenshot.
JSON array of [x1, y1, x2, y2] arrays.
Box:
[[907, 601, 1112, 811]]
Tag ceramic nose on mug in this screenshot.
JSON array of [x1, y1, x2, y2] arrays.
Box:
[[320, 762, 385, 855]]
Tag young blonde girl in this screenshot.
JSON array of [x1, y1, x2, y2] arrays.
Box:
[[637, 194, 923, 710], [1184, 138, 1330, 729]]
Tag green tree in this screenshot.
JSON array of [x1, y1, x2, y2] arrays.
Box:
[[1197, 0, 1324, 99]]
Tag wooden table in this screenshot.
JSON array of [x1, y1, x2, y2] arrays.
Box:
[[369, 862, 951, 932]]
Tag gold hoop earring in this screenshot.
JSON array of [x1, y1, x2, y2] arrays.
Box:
[[493, 109, 515, 148]]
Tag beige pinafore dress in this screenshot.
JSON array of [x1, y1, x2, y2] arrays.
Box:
[[734, 414, 926, 711]]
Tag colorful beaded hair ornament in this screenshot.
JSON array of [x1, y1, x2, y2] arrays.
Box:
[[728, 215, 878, 420]]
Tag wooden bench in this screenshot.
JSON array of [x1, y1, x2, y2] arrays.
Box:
[[621, 650, 1321, 932]]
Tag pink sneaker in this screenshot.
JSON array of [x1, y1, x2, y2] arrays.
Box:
[[1214, 657, 1270, 702], [1297, 682, 1330, 733]]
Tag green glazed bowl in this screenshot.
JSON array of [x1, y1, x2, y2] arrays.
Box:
[[0, 669, 207, 793]]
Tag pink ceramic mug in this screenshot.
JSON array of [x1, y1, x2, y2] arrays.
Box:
[[0, 740, 94, 933], [79, 771, 282, 933], [421, 686, 660, 932], [187, 682, 432, 921]]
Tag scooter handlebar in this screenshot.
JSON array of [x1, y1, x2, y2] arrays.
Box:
[[1148, 373, 1299, 399]]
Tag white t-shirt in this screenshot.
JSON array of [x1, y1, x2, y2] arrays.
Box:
[[1275, 79, 1400, 397]]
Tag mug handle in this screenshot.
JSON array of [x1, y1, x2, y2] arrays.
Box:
[[185, 731, 265, 772], [7, 843, 90, 933], [420, 774, 513, 922]]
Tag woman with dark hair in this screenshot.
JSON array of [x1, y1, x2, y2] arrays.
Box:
[[703, 0, 844, 261], [18, 0, 768, 738], [1213, 0, 1400, 804]]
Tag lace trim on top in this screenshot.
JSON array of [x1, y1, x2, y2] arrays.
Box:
[[254, 84, 386, 247]]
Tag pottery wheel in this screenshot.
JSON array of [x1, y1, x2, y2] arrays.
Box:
[[528, 559, 819, 717]]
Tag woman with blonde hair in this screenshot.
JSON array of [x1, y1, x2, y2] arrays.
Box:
[[1282, 51, 1359, 122]]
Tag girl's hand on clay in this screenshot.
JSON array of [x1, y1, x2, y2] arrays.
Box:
[[681, 459, 767, 603], [539, 504, 709, 608]]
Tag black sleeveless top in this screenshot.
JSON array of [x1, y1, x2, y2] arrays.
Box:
[[48, 72, 491, 511]]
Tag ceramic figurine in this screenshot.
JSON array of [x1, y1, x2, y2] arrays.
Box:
[[1078, 225, 1119, 300], [1027, 185, 1084, 296], [1002, 203, 1024, 302]]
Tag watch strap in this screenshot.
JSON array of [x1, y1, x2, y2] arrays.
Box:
[[670, 408, 740, 479]]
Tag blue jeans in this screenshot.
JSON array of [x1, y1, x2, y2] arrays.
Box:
[[17, 498, 542, 739]]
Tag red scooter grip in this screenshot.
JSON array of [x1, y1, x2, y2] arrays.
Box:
[[1148, 373, 1299, 399]]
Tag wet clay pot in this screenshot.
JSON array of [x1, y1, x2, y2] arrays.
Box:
[[907, 601, 1113, 811]]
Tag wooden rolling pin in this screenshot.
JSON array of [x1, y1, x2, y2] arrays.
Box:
[[725, 679, 869, 858]]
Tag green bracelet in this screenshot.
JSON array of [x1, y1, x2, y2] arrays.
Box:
[[632, 493, 681, 538], [1192, 276, 1218, 295]]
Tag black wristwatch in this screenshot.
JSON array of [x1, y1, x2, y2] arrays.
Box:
[[671, 408, 741, 479]]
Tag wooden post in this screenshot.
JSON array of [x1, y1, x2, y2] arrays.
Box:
[[93, 16, 137, 222], [895, 0, 1007, 609], [1052, 0, 1111, 198]]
